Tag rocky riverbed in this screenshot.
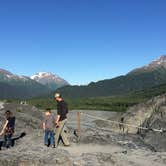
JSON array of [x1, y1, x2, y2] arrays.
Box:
[[0, 98, 166, 166]]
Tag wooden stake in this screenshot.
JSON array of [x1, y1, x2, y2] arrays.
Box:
[[77, 112, 81, 141]]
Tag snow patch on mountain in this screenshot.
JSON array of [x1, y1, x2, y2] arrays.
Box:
[[129, 55, 166, 74], [31, 72, 69, 90], [146, 55, 166, 68], [31, 72, 58, 80]]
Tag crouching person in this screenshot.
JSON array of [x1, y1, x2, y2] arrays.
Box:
[[43, 108, 55, 148], [0, 110, 15, 148]]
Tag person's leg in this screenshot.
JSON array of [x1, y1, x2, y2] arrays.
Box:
[[55, 120, 65, 147], [6, 134, 12, 148], [61, 125, 70, 146], [50, 131, 55, 147], [3, 135, 7, 147], [44, 130, 49, 146]]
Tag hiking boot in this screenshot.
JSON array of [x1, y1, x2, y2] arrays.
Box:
[[64, 144, 70, 147], [45, 144, 49, 147]]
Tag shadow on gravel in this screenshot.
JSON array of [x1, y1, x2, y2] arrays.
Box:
[[0, 132, 26, 150]]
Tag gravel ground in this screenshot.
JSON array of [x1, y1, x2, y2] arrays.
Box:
[[0, 102, 166, 166]]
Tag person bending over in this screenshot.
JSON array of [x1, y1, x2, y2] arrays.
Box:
[[0, 110, 15, 148]]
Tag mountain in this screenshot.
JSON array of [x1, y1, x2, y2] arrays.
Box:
[[31, 72, 69, 90], [0, 69, 51, 99], [129, 55, 166, 74], [55, 55, 166, 98]]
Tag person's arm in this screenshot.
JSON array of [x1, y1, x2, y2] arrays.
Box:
[[56, 115, 60, 127], [0, 120, 8, 136], [42, 117, 46, 130], [56, 103, 61, 127], [42, 122, 46, 130]]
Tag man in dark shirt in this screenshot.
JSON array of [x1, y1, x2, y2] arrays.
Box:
[[54, 93, 70, 147]]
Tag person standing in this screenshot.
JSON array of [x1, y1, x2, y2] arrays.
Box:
[[54, 93, 70, 147], [42, 108, 55, 148]]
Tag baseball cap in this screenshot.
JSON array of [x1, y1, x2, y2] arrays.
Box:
[[54, 93, 61, 98]]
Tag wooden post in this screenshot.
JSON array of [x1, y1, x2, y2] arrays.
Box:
[[20, 161, 25, 166], [77, 112, 81, 141]]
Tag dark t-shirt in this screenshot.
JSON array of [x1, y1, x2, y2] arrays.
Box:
[[57, 100, 68, 121], [5, 116, 15, 134]]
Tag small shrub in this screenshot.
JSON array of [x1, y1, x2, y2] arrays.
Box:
[[16, 108, 22, 112]]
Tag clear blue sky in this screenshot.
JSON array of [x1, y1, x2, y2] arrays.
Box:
[[0, 0, 165, 85]]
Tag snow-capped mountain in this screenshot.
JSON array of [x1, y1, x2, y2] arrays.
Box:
[[58, 55, 166, 98], [0, 69, 29, 82], [0, 69, 51, 99], [31, 72, 69, 90], [145, 55, 166, 69], [129, 55, 166, 74], [0, 69, 69, 99], [0, 69, 13, 75]]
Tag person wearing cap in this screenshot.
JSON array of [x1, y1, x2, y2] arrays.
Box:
[[54, 93, 70, 147]]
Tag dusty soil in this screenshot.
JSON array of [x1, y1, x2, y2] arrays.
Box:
[[0, 102, 166, 166]]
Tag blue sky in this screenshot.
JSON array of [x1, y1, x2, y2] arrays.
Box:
[[0, 0, 165, 85]]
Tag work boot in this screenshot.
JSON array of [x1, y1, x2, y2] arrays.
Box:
[[51, 145, 55, 148]]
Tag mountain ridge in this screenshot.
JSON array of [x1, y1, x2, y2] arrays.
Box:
[[1, 55, 166, 99], [55, 55, 166, 98], [0, 70, 51, 99], [128, 55, 166, 75], [31, 72, 69, 90]]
